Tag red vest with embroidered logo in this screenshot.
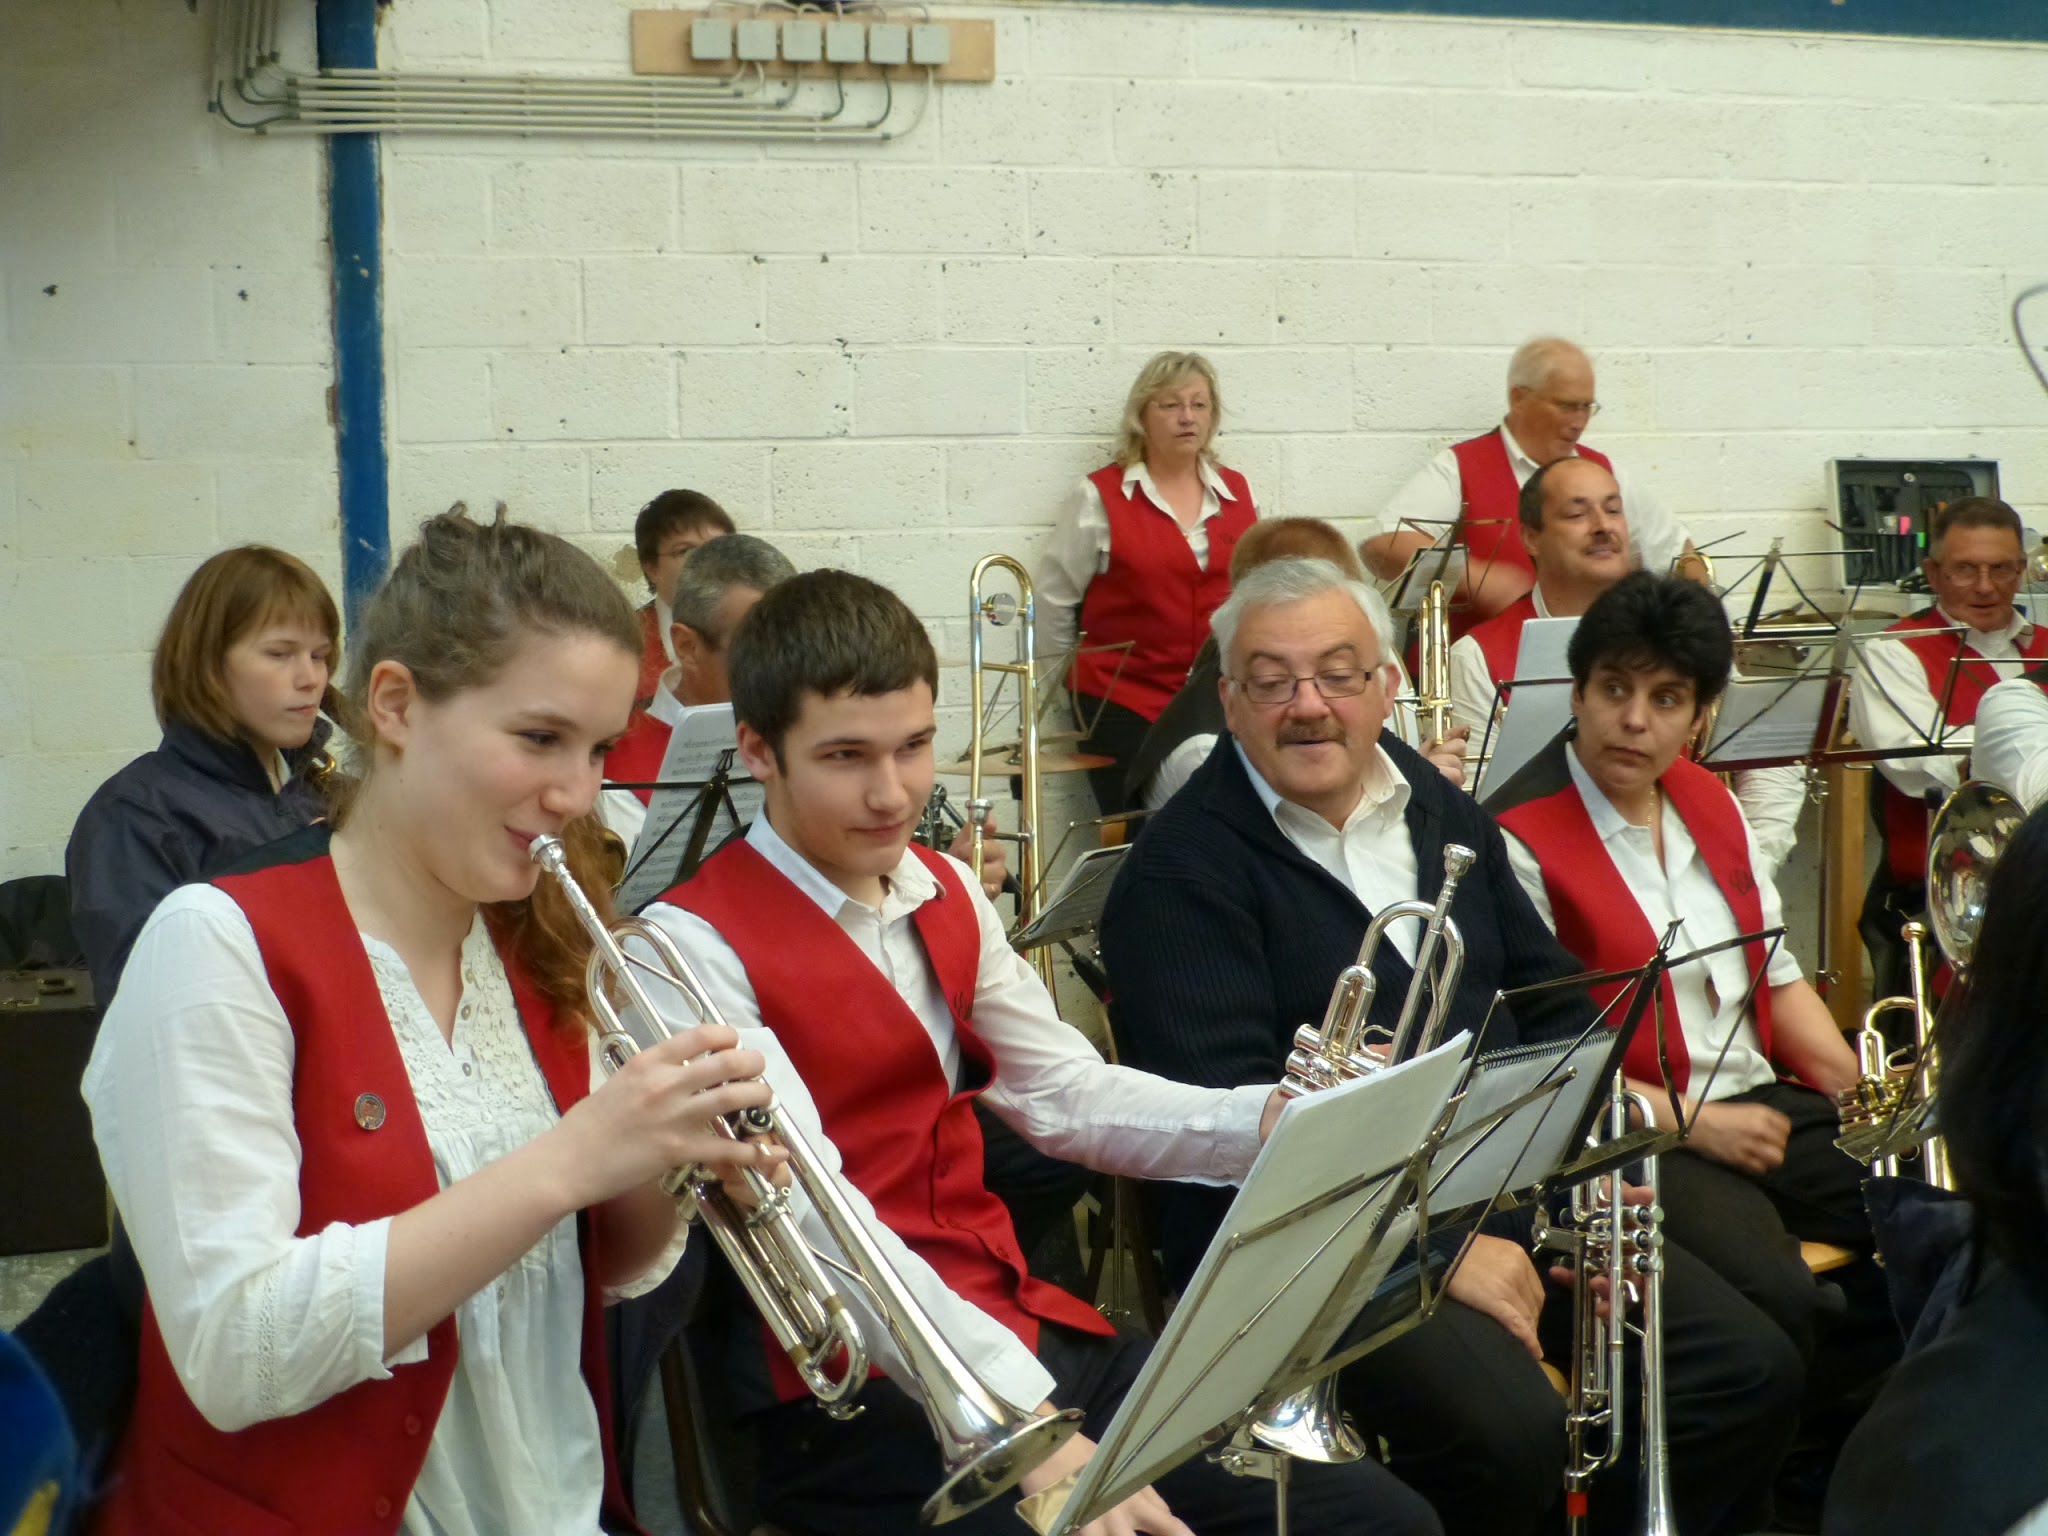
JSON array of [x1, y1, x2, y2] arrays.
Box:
[[665, 839, 1114, 1401], [96, 843, 634, 1536], [1495, 753, 1780, 1096], [1448, 432, 1611, 641], [605, 707, 674, 807], [1070, 463, 1256, 721], [1878, 609, 2048, 882]]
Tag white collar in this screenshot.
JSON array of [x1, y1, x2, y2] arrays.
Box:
[[1498, 419, 1586, 476], [1122, 457, 1230, 515], [655, 595, 678, 664], [1564, 740, 1687, 859], [1934, 604, 2030, 651], [1530, 584, 1556, 619], [744, 811, 940, 922], [1233, 738, 1411, 832]]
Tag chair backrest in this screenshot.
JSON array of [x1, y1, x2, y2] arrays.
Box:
[[0, 876, 80, 971]]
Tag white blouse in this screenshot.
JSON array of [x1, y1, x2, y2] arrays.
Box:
[[83, 884, 677, 1536]]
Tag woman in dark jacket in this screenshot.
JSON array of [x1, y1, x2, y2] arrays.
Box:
[[66, 545, 341, 1003]]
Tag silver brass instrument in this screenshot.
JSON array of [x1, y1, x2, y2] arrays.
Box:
[[1417, 579, 1454, 748], [1247, 843, 1477, 1462], [529, 835, 1082, 1524], [966, 554, 1055, 989], [1533, 1083, 1675, 1536], [1835, 780, 2023, 1181]]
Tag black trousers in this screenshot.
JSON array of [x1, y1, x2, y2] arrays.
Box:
[[747, 1322, 1443, 1536], [1337, 1240, 1803, 1536], [1657, 1082, 1899, 1416], [1074, 691, 1157, 817]]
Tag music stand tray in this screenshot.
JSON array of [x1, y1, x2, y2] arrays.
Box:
[[1012, 843, 1131, 951]]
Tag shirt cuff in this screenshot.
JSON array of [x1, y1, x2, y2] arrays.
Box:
[[357, 1217, 421, 1372], [1209, 1083, 1274, 1184]]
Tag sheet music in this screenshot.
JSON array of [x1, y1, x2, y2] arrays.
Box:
[[1010, 843, 1130, 949], [1700, 673, 1833, 767], [615, 704, 765, 912], [1430, 1032, 1616, 1209], [1478, 616, 1577, 792]]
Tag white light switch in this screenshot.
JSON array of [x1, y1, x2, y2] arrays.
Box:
[[910, 23, 951, 66], [689, 17, 733, 60], [735, 18, 777, 60], [867, 22, 909, 65], [824, 20, 866, 64], [780, 18, 823, 61]]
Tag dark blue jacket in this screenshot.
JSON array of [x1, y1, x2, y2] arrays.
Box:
[[65, 719, 332, 1003], [1101, 730, 1594, 1288]]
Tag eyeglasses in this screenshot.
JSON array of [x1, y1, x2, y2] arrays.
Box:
[[1538, 395, 1601, 418], [1231, 668, 1376, 708], [1938, 560, 2027, 585]]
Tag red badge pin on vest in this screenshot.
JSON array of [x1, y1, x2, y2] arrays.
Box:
[[353, 1092, 386, 1131]]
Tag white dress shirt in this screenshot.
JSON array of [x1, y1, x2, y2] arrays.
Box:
[[1374, 421, 1691, 577], [639, 815, 1270, 1412], [1504, 749, 1802, 1102], [1974, 676, 2048, 810], [1850, 607, 2032, 803], [1035, 459, 1250, 665], [1142, 663, 1422, 812], [598, 672, 721, 847], [83, 887, 676, 1536], [1234, 740, 1421, 962]]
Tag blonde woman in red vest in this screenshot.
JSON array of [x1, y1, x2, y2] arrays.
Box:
[[1485, 573, 1892, 1516], [1847, 496, 2048, 1006], [1036, 351, 1259, 814], [1360, 337, 1702, 631], [80, 509, 781, 1536], [637, 571, 1440, 1536]]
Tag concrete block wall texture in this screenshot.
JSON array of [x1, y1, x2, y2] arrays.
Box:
[[7, 0, 2048, 881], [2, 0, 338, 880]]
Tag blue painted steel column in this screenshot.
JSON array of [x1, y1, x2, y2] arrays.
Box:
[[317, 0, 389, 628]]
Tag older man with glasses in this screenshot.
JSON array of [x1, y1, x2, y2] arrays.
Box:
[[1849, 495, 2048, 1000], [1361, 337, 1704, 630]]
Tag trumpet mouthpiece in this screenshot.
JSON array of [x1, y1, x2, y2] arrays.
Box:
[[529, 833, 565, 870], [1444, 843, 1476, 879]]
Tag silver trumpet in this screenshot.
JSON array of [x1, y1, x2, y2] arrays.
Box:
[[1532, 1081, 1675, 1536], [1247, 843, 1477, 1463], [529, 835, 1082, 1525]]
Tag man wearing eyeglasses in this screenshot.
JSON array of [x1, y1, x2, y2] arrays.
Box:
[[1101, 557, 1802, 1536], [1849, 496, 2048, 997], [1360, 337, 1704, 628]]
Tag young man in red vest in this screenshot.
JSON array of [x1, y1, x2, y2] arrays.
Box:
[[639, 570, 1438, 1536], [1453, 459, 1803, 877], [1848, 496, 2048, 1001], [1360, 338, 1703, 630], [1486, 574, 1890, 1518], [630, 488, 735, 712]]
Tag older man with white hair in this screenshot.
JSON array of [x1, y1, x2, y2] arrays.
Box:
[[1362, 337, 1704, 626], [1101, 557, 1802, 1536]]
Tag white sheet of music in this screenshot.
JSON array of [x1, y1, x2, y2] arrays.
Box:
[[1480, 616, 1578, 792], [616, 704, 766, 912]]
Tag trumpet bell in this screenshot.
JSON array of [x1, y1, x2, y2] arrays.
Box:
[[1927, 780, 2026, 970], [924, 1409, 1085, 1525]]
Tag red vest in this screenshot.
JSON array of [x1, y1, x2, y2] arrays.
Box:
[[605, 707, 674, 806], [1495, 754, 1779, 1096], [1464, 591, 1543, 689], [1878, 610, 2048, 882], [666, 840, 1112, 1401], [1070, 463, 1256, 721], [634, 602, 667, 713], [1448, 432, 1611, 641], [96, 848, 634, 1536]]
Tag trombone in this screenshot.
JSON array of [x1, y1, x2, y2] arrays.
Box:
[[529, 835, 1082, 1524], [1413, 579, 1487, 783], [965, 554, 1055, 989]]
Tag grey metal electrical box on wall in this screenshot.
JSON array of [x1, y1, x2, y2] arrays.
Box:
[[1828, 458, 2001, 590]]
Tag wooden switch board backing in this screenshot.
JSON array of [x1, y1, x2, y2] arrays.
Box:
[[631, 11, 996, 82]]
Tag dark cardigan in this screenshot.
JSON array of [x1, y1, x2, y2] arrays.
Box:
[[1100, 729, 1594, 1287], [65, 719, 332, 1004]]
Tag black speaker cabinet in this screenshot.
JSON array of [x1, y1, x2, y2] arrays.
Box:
[[0, 968, 109, 1255]]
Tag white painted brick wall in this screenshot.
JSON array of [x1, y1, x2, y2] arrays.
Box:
[[1, 0, 335, 880], [9, 0, 2048, 891]]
